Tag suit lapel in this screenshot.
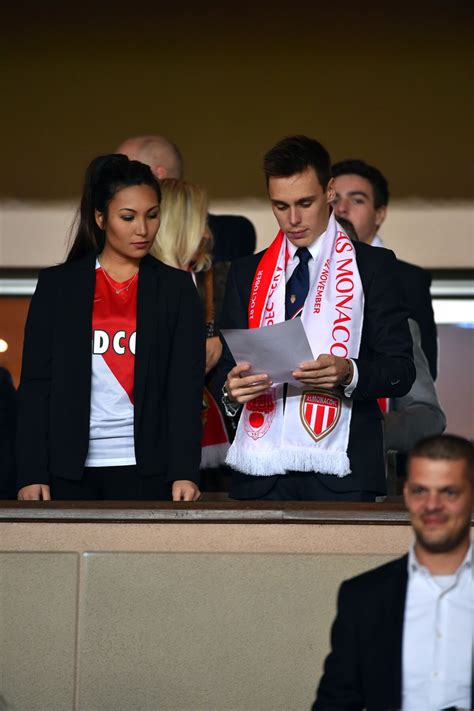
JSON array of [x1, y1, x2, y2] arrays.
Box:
[[379, 556, 408, 705], [134, 255, 157, 431]]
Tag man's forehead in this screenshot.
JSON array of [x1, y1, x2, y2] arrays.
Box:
[[334, 174, 375, 201], [407, 456, 469, 486], [268, 168, 322, 199]]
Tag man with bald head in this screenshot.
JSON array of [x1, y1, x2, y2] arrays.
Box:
[[116, 134, 256, 264], [117, 135, 183, 180]]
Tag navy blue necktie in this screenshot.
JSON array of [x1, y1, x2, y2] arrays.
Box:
[[285, 247, 312, 319]]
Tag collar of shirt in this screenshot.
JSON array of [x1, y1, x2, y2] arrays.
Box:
[[370, 234, 384, 248], [408, 541, 473, 583], [285, 229, 326, 282]]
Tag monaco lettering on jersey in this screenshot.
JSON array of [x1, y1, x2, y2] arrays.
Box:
[[92, 330, 137, 356]]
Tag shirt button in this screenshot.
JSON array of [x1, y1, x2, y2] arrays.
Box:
[[433, 671, 438, 678]]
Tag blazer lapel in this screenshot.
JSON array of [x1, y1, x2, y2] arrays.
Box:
[[379, 556, 408, 706], [134, 255, 157, 431]]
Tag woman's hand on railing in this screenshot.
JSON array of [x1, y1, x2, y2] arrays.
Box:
[[171, 480, 201, 502], [18, 484, 51, 501]]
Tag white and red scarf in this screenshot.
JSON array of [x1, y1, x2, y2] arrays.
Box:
[[225, 214, 364, 477]]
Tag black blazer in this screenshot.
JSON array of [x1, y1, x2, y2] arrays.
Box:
[[313, 556, 408, 710], [397, 259, 437, 381], [16, 253, 205, 490], [218, 242, 415, 497], [313, 554, 474, 710]]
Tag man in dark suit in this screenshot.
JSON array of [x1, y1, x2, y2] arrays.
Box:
[[220, 135, 415, 501], [116, 134, 256, 264], [331, 159, 438, 380], [313, 433, 474, 710]]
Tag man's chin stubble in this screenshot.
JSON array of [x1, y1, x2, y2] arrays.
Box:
[[416, 523, 471, 554]]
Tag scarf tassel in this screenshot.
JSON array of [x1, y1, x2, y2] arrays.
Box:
[[226, 444, 351, 478]]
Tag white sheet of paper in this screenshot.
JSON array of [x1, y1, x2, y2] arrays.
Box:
[[221, 319, 315, 385]]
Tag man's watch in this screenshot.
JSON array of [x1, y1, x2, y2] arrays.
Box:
[[221, 384, 241, 417]]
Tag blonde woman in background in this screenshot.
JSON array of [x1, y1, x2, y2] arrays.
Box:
[[152, 179, 229, 470]]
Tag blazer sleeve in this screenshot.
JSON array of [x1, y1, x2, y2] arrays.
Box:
[[352, 248, 415, 401], [312, 581, 365, 710], [399, 262, 438, 380], [165, 273, 206, 484], [17, 269, 57, 488], [384, 319, 446, 451]]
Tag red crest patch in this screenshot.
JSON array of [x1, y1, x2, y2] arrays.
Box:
[[300, 390, 341, 441], [244, 392, 276, 440]]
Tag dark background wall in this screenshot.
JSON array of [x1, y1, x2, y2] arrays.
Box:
[[1, 1, 472, 202]]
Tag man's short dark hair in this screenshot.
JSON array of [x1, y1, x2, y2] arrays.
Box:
[[332, 159, 389, 209], [263, 135, 331, 191], [408, 434, 474, 483]]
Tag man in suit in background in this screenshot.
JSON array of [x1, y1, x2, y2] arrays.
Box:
[[116, 134, 256, 264], [332, 161, 444, 486], [313, 433, 474, 710], [220, 135, 415, 501], [331, 159, 438, 380]]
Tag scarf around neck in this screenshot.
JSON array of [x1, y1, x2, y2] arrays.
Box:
[[225, 213, 364, 477]]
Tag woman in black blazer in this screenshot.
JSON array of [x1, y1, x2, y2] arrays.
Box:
[[17, 154, 205, 501]]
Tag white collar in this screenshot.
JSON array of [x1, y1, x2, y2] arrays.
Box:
[[408, 541, 473, 580], [370, 234, 384, 248], [285, 228, 327, 261]]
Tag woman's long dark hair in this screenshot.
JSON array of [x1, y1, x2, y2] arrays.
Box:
[[66, 154, 161, 262]]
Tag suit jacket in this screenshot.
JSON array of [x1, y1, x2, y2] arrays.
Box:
[[313, 554, 474, 710], [16, 253, 205, 490], [313, 556, 408, 710], [208, 213, 256, 264], [219, 241, 415, 498], [397, 259, 437, 381]]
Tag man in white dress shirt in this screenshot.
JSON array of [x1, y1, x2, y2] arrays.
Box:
[[313, 433, 474, 710]]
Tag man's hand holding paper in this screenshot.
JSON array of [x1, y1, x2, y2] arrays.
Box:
[[293, 354, 353, 389], [221, 320, 352, 404]]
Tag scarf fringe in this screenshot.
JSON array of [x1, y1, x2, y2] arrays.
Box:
[[226, 444, 351, 478], [200, 443, 230, 470]]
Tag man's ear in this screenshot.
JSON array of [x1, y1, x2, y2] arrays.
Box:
[[375, 205, 387, 230], [95, 209, 105, 230], [326, 177, 336, 203], [153, 164, 168, 180]]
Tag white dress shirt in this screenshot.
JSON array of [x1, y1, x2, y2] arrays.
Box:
[[402, 543, 474, 710], [285, 232, 359, 396], [370, 234, 384, 248]]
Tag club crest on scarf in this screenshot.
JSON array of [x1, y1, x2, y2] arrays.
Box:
[[244, 392, 276, 440], [300, 390, 342, 441]]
